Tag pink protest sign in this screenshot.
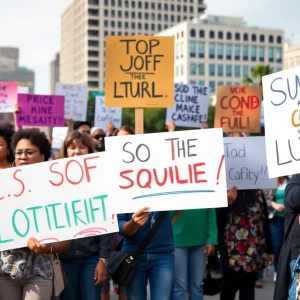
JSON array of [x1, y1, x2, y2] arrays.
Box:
[[0, 81, 18, 113], [17, 94, 65, 127]]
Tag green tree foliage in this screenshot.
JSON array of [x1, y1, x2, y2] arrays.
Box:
[[243, 64, 273, 86]]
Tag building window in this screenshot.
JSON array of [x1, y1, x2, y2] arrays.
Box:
[[269, 47, 274, 62], [171, 15, 175, 22], [88, 71, 99, 77], [88, 9, 98, 16], [234, 65, 241, 77], [164, 4, 168, 10], [131, 22, 135, 29], [226, 44, 232, 59], [144, 23, 149, 30], [104, 9, 108, 16], [151, 2, 155, 9], [132, 1, 135, 7], [131, 11, 135, 18], [269, 35, 274, 43], [235, 32, 240, 40], [145, 2, 148, 8], [125, 22, 129, 29], [190, 63, 197, 75], [190, 80, 196, 84], [104, 0, 108, 5], [138, 23, 142, 30], [198, 41, 205, 58], [190, 29, 196, 37], [190, 6, 194, 13], [277, 36, 282, 44], [198, 80, 205, 86], [276, 67, 282, 72], [218, 31, 223, 39], [177, 4, 181, 12], [189, 41, 196, 58], [158, 14, 162, 21], [158, 3, 161, 9], [88, 81, 99, 88], [209, 43, 215, 59], [226, 81, 232, 86], [88, 61, 99, 67], [145, 13, 149, 19], [243, 65, 249, 77], [251, 46, 257, 61], [104, 31, 108, 36], [218, 81, 224, 86], [209, 63, 215, 76], [88, 19, 99, 26], [260, 34, 265, 42], [88, 51, 99, 57], [151, 24, 155, 31], [226, 65, 232, 77], [118, 21, 122, 28], [227, 32, 232, 40], [234, 81, 240, 86], [242, 45, 249, 60], [251, 34, 257, 42], [104, 20, 109, 28], [276, 48, 282, 63], [151, 13, 155, 20], [88, 30, 98, 37], [217, 64, 224, 76], [243, 33, 248, 41], [118, 11, 122, 17], [88, 40, 99, 47], [180, 65, 184, 75], [111, 10, 115, 17], [234, 45, 241, 60], [217, 44, 224, 59], [259, 46, 265, 62], [209, 81, 216, 93], [199, 30, 205, 38], [198, 63, 205, 76], [111, 0, 115, 6], [209, 30, 215, 39], [158, 24, 162, 31]]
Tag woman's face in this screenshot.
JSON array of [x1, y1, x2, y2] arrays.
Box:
[[14, 139, 44, 166], [0, 136, 8, 161], [117, 129, 131, 136], [67, 139, 89, 157]]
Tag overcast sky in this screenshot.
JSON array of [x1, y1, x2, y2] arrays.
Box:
[[1, 0, 299, 94]]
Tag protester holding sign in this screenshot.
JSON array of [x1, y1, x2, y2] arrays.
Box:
[[0, 128, 70, 300], [0, 124, 15, 169], [217, 187, 273, 300], [58, 131, 112, 300]]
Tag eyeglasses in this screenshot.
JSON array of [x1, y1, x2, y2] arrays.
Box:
[[14, 149, 37, 158], [93, 134, 105, 140]]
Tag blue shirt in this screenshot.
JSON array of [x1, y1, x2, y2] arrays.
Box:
[[118, 212, 174, 253]]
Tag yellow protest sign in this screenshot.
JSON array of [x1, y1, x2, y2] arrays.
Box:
[[105, 36, 174, 108]]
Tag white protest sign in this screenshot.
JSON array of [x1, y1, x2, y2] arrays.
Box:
[[224, 136, 276, 189], [166, 83, 210, 128], [52, 127, 68, 149], [0, 153, 118, 251], [104, 128, 227, 213], [55, 82, 88, 121], [18, 86, 29, 94], [94, 96, 122, 130], [263, 66, 300, 178]]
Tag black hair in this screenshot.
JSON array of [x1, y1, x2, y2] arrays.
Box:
[[0, 124, 15, 163], [232, 190, 261, 214], [11, 128, 52, 162], [73, 121, 92, 131]]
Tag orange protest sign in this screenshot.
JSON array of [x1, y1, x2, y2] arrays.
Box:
[[214, 86, 262, 133], [105, 36, 174, 108]]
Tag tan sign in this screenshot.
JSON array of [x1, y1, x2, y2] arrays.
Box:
[[214, 86, 262, 133], [105, 36, 174, 108]]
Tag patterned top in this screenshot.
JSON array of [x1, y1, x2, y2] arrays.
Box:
[[225, 191, 268, 272], [0, 248, 53, 280]]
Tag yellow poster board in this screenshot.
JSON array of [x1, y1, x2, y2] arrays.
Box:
[[214, 86, 262, 133], [105, 36, 174, 108]]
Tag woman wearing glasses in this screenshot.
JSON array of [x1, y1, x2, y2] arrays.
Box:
[[0, 128, 70, 300]]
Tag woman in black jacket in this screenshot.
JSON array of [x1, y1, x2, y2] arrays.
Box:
[[217, 186, 273, 300]]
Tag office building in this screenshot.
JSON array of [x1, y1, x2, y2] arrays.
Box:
[[50, 52, 60, 94], [284, 43, 300, 70], [60, 0, 207, 90], [157, 14, 284, 94]]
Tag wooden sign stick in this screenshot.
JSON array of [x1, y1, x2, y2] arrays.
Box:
[[135, 108, 144, 134]]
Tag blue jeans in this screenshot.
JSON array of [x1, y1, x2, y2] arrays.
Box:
[[289, 256, 300, 300], [270, 216, 285, 272], [172, 245, 206, 300], [125, 252, 174, 300], [60, 256, 102, 300]]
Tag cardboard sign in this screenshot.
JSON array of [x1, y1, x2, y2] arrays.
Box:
[[104, 129, 227, 213], [94, 96, 122, 130], [166, 83, 210, 128], [224, 137, 276, 189], [16, 94, 65, 127], [52, 127, 68, 150], [0, 81, 18, 113], [0, 153, 118, 251], [55, 83, 88, 121], [263, 66, 300, 177], [214, 86, 262, 133], [105, 36, 174, 108]]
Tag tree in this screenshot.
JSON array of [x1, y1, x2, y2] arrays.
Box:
[[243, 64, 273, 86]]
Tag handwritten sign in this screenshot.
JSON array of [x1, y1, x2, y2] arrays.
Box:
[[166, 83, 210, 128], [263, 66, 300, 177], [224, 137, 276, 189], [0, 153, 118, 251], [55, 83, 88, 121], [0, 81, 18, 113], [105, 36, 174, 108], [104, 129, 227, 213], [214, 86, 262, 133], [16, 94, 65, 127], [52, 127, 68, 150], [94, 96, 122, 129]]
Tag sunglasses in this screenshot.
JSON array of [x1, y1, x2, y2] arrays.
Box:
[[93, 134, 106, 140]]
